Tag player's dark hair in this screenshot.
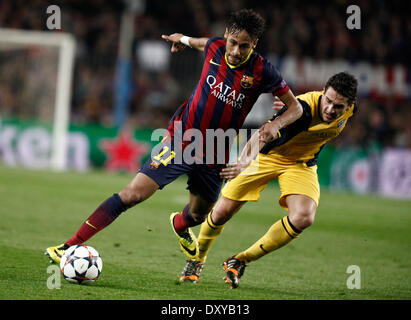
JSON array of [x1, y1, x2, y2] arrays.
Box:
[[325, 71, 358, 105], [227, 9, 265, 40]]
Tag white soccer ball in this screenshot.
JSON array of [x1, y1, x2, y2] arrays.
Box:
[[60, 244, 103, 284]]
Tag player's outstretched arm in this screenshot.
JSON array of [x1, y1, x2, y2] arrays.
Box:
[[161, 33, 209, 52]]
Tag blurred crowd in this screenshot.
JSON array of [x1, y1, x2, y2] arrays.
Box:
[[0, 0, 410, 149]]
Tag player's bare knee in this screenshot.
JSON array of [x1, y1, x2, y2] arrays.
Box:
[[119, 188, 145, 208], [289, 209, 316, 230], [211, 208, 231, 225], [300, 213, 315, 229], [211, 197, 244, 225]]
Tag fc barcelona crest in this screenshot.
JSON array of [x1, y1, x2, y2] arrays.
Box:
[[241, 75, 253, 89], [149, 160, 160, 170]]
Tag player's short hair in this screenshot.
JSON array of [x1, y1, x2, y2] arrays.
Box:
[[227, 9, 265, 40], [325, 71, 358, 105]]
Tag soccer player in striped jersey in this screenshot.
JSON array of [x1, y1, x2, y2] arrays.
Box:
[[178, 72, 358, 288], [45, 9, 303, 266]]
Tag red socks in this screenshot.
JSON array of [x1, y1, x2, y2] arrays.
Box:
[[66, 194, 126, 245], [66, 197, 200, 245], [173, 205, 199, 234]]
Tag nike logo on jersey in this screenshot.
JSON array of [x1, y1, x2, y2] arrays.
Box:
[[209, 58, 221, 66]]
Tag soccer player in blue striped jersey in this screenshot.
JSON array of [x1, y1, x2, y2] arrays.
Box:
[[162, 30, 291, 166], [45, 9, 303, 267]]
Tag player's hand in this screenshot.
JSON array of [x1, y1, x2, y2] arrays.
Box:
[[161, 33, 187, 52], [258, 121, 280, 144], [220, 162, 248, 180], [273, 96, 285, 111]]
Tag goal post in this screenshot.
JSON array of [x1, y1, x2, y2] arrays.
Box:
[[0, 28, 76, 171]]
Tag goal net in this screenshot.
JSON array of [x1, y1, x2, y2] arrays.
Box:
[[0, 28, 75, 170]]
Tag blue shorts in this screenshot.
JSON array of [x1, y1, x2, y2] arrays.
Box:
[[139, 143, 224, 203]]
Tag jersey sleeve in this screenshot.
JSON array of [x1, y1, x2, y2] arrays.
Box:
[[204, 36, 225, 58], [261, 59, 290, 96]]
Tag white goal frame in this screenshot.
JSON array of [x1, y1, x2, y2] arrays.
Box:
[[0, 28, 76, 171]]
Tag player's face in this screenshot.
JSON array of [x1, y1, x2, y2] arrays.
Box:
[[224, 28, 257, 66], [320, 87, 351, 122]]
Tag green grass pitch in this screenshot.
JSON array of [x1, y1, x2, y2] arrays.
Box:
[[0, 165, 410, 300]]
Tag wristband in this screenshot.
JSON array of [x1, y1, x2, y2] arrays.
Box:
[[180, 36, 192, 47]]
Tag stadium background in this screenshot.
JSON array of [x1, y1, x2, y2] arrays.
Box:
[[0, 0, 410, 199]]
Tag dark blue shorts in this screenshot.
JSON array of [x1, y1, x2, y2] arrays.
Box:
[[139, 143, 223, 203]]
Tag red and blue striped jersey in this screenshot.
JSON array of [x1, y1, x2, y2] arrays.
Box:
[[166, 36, 290, 164]]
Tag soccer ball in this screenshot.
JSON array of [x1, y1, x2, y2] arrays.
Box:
[[60, 244, 103, 284]]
